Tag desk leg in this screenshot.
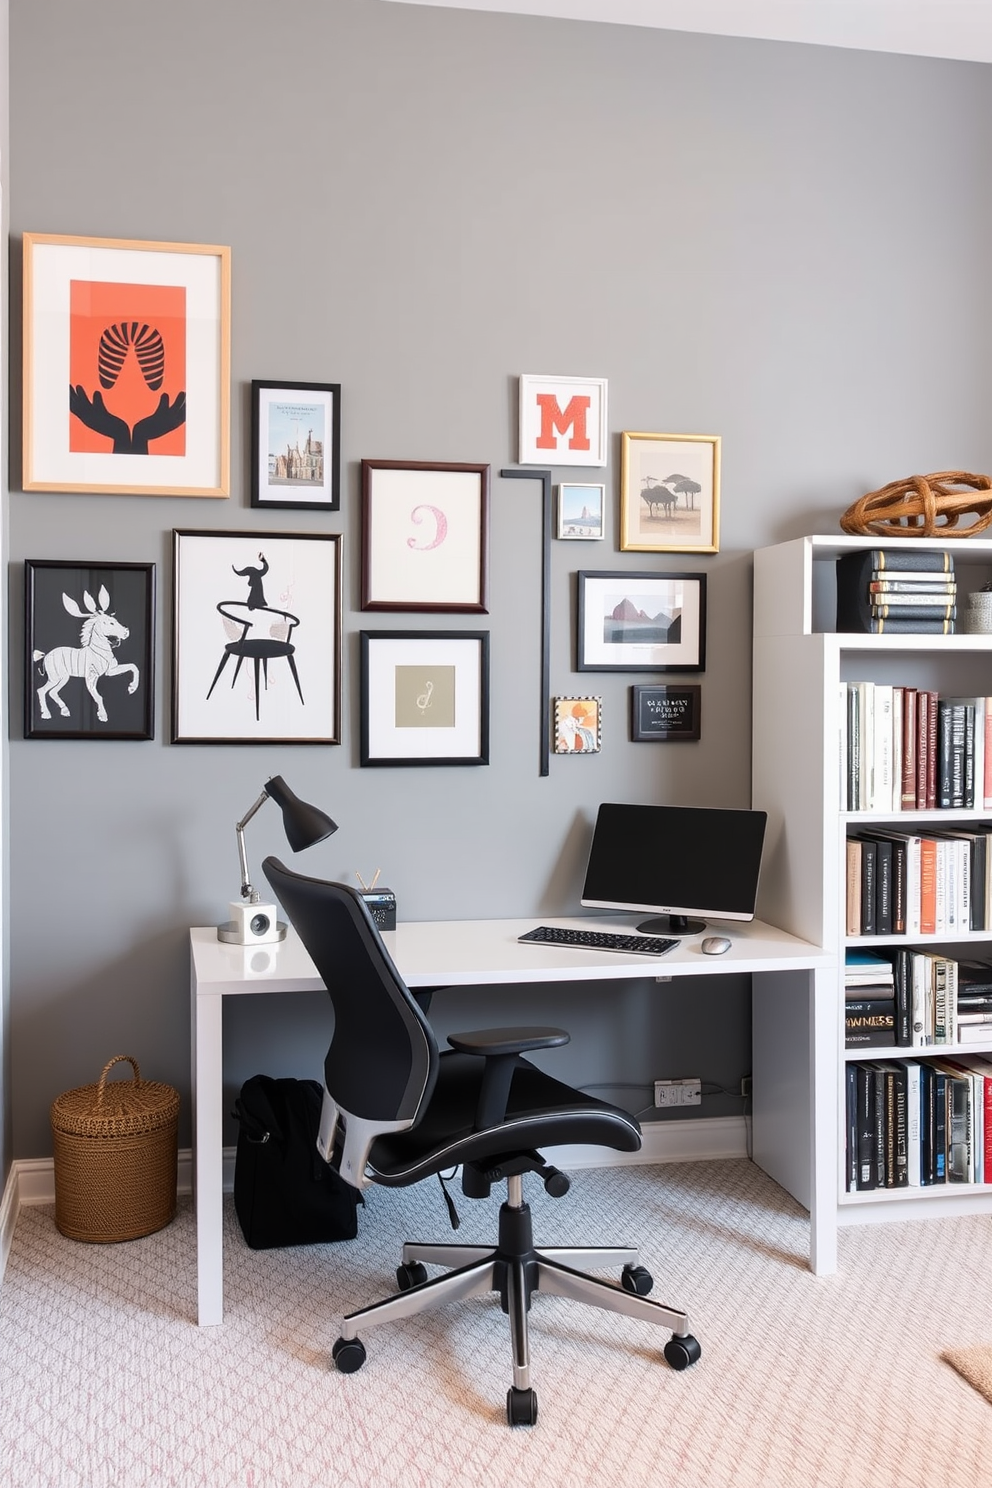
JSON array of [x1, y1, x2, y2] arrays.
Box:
[[192, 980, 225, 1326], [752, 967, 838, 1277]]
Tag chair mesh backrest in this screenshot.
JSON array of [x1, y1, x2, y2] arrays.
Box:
[[262, 858, 438, 1124]]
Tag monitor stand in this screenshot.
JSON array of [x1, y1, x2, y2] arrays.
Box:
[[636, 914, 706, 937]]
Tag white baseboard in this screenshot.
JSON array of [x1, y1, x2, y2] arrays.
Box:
[[0, 1116, 746, 1288]]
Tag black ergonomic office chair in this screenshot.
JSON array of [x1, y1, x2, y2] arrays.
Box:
[[262, 859, 700, 1427]]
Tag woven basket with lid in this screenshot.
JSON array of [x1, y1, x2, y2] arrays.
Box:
[[50, 1055, 179, 1243]]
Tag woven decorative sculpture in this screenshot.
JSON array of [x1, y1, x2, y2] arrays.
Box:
[[840, 471, 992, 538]]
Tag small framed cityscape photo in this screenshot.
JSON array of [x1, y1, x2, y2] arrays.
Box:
[[630, 684, 701, 742], [556, 482, 605, 540], [250, 379, 341, 510]]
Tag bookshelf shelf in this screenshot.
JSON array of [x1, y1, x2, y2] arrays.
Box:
[[753, 535, 992, 1237]]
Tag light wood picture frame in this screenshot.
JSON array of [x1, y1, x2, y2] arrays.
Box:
[[620, 432, 720, 554], [23, 232, 231, 497]]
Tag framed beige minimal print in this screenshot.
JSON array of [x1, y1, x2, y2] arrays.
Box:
[[23, 232, 231, 496], [360, 630, 490, 766], [620, 432, 720, 554]]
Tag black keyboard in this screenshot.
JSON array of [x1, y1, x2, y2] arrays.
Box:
[[518, 925, 678, 957]]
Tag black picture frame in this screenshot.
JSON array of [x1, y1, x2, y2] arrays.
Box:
[[361, 459, 490, 612], [631, 684, 701, 741], [577, 571, 706, 673], [360, 630, 490, 767], [25, 560, 155, 740], [250, 379, 341, 510]]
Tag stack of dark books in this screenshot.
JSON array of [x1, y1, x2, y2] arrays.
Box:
[[836, 548, 955, 634], [845, 950, 898, 1048]]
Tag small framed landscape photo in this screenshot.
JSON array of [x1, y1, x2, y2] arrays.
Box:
[[361, 630, 490, 767], [553, 696, 602, 754], [620, 432, 720, 554], [557, 483, 605, 540], [577, 571, 706, 673], [25, 559, 155, 740], [251, 380, 341, 510], [631, 684, 701, 742], [362, 460, 489, 612]]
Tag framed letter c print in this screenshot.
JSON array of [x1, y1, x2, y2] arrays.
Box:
[[361, 460, 489, 612]]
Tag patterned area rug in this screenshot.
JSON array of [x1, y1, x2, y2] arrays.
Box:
[[3, 1159, 992, 1487]]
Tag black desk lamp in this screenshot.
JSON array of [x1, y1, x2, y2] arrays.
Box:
[[217, 775, 337, 945]]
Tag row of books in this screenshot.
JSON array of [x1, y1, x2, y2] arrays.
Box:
[[845, 1055, 992, 1191], [845, 826, 992, 937], [841, 683, 992, 813], [836, 547, 956, 634], [844, 950, 992, 1049]]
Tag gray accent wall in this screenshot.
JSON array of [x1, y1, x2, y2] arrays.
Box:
[[5, 0, 992, 1159]]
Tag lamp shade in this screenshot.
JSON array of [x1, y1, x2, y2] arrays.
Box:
[[263, 776, 337, 853]]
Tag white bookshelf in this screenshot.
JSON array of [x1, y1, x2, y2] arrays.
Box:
[[752, 534, 992, 1232]]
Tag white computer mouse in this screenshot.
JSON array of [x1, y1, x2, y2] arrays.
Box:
[[701, 935, 732, 955]]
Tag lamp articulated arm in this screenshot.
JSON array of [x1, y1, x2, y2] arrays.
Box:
[[235, 790, 271, 902]]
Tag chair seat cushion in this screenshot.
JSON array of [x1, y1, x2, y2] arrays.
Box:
[[366, 1052, 641, 1187]]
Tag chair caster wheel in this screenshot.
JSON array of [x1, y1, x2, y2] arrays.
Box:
[[506, 1386, 538, 1426], [396, 1261, 428, 1291], [621, 1264, 653, 1296], [332, 1337, 367, 1374], [664, 1334, 701, 1371]]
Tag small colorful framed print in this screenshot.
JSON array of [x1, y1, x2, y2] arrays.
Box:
[[360, 630, 490, 766], [553, 696, 602, 754], [631, 684, 701, 741], [361, 460, 489, 611], [557, 483, 605, 540], [577, 571, 706, 673], [250, 380, 341, 510], [620, 432, 720, 554], [172, 530, 341, 744], [25, 560, 155, 740], [22, 233, 230, 496], [519, 374, 608, 466]]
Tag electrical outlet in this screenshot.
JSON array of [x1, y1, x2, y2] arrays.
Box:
[[654, 1078, 702, 1108]]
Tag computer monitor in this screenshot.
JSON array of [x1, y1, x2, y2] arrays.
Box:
[[580, 802, 768, 936]]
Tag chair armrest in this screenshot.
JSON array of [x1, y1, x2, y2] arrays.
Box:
[[446, 1026, 570, 1128], [446, 1026, 569, 1057]]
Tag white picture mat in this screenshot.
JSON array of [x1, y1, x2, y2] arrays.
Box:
[[28, 241, 225, 489], [367, 468, 483, 604], [518, 374, 608, 466], [257, 385, 336, 504], [174, 534, 338, 740], [365, 636, 483, 759], [582, 575, 702, 667]]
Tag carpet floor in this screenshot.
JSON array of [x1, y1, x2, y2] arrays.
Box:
[[2, 1159, 992, 1487]]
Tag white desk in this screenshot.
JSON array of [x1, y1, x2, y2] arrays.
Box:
[[191, 916, 834, 1325]]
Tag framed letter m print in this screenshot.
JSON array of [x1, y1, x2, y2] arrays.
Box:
[[519, 375, 607, 467]]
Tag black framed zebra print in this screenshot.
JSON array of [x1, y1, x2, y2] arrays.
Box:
[[25, 561, 155, 740]]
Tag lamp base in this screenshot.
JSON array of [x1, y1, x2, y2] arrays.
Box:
[[217, 900, 287, 945]]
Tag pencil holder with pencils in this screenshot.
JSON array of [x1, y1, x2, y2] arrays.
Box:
[[356, 870, 397, 931]]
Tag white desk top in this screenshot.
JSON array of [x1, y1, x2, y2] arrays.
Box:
[[190, 915, 832, 996]]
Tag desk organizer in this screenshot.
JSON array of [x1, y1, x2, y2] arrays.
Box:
[[50, 1055, 179, 1243]]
